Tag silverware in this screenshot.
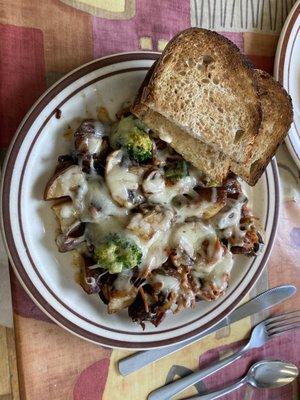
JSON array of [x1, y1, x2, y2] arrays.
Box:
[[118, 285, 296, 376], [148, 309, 300, 400], [184, 359, 298, 400]]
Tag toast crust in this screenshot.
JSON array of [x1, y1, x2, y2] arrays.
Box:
[[230, 70, 293, 185]]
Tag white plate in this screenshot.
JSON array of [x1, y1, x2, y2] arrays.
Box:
[[0, 52, 279, 349], [274, 0, 300, 168]]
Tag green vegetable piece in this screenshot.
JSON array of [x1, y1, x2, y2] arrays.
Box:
[[125, 126, 153, 163], [93, 233, 142, 274], [112, 116, 153, 163], [164, 160, 189, 182]]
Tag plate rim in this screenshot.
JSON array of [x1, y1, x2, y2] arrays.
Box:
[[0, 52, 280, 349], [274, 0, 300, 169]]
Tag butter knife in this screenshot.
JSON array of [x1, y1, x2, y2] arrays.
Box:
[[118, 285, 296, 376]]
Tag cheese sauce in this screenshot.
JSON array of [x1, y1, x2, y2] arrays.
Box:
[[48, 116, 260, 314]]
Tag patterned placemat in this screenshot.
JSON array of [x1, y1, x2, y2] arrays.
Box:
[[0, 1, 300, 399]]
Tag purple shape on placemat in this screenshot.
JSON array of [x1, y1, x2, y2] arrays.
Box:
[[92, 0, 190, 56], [197, 331, 299, 399], [219, 32, 244, 53], [73, 359, 110, 400], [0, 23, 46, 149], [290, 227, 300, 249], [10, 268, 52, 324]]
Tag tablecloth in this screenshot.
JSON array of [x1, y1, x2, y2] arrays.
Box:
[[0, 1, 300, 399]]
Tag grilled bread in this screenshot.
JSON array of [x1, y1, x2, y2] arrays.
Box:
[[230, 70, 293, 185], [134, 28, 262, 163], [132, 29, 293, 186]]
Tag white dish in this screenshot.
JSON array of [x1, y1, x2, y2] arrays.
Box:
[[0, 52, 279, 349], [274, 0, 300, 168]]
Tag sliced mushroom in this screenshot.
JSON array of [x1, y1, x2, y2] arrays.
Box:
[[44, 165, 85, 200], [56, 220, 86, 252], [74, 119, 108, 155], [105, 150, 145, 209]]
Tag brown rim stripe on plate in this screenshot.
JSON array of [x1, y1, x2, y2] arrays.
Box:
[[277, 2, 300, 162], [1, 53, 280, 348]]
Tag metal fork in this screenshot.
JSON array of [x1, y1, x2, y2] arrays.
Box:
[[148, 310, 300, 400]]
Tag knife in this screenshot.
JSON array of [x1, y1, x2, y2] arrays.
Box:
[[118, 285, 296, 376]]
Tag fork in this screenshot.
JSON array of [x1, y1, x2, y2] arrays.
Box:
[[148, 310, 300, 400]]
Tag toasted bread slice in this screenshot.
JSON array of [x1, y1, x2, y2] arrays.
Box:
[[134, 103, 230, 185], [230, 70, 293, 185], [133, 67, 292, 186], [134, 28, 262, 163]]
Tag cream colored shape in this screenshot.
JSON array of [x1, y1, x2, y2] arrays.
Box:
[[157, 39, 168, 51], [74, 0, 125, 12], [102, 318, 251, 400], [140, 37, 153, 50]]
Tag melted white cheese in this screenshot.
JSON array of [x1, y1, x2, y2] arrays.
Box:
[[60, 203, 75, 219], [213, 202, 243, 230], [77, 176, 127, 222], [193, 250, 233, 291], [143, 171, 197, 205], [128, 230, 170, 271], [113, 270, 133, 292], [106, 150, 144, 208], [174, 194, 220, 223], [172, 221, 216, 258], [107, 164, 139, 201], [152, 274, 180, 293], [58, 166, 86, 199], [85, 216, 128, 246]]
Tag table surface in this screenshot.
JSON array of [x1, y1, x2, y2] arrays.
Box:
[[1, 1, 300, 399]]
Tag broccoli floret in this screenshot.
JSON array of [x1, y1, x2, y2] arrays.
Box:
[[164, 160, 189, 182], [93, 233, 142, 273], [112, 116, 153, 163], [125, 126, 153, 163]]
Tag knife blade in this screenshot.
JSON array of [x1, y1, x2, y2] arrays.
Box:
[[118, 284, 296, 376]]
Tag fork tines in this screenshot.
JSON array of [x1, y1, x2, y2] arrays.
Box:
[[265, 310, 300, 337]]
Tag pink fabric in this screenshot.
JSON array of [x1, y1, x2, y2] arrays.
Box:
[[0, 24, 46, 148], [10, 269, 52, 324], [220, 31, 244, 52], [93, 0, 190, 56], [73, 359, 110, 400]]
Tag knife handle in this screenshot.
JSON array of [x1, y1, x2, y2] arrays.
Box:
[[118, 323, 222, 376]]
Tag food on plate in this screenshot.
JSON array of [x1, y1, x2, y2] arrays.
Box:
[[133, 28, 293, 186], [45, 114, 263, 328], [44, 28, 292, 328]]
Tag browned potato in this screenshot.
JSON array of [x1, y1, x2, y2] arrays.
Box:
[[44, 165, 84, 200], [107, 289, 138, 314]]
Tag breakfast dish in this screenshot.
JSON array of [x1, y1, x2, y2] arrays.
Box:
[[1, 51, 280, 347], [43, 28, 292, 329], [44, 113, 263, 327]]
